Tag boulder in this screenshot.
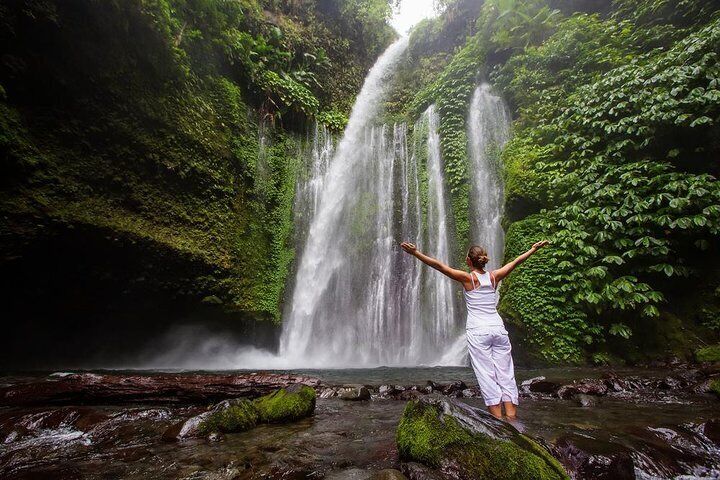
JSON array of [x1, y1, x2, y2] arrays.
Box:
[[552, 435, 634, 480], [396, 395, 569, 480], [338, 385, 371, 401], [557, 379, 608, 399], [254, 385, 316, 423], [319, 387, 338, 399], [401, 462, 451, 480], [521, 376, 560, 395], [176, 385, 316, 438], [442, 381, 467, 397], [378, 385, 397, 397], [573, 394, 599, 407]]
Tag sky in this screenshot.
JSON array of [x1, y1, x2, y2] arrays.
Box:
[[390, 0, 438, 35]]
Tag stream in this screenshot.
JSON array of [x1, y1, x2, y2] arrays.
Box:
[[1, 367, 718, 479]]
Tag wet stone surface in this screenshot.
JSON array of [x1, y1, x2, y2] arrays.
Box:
[[0, 367, 718, 479]]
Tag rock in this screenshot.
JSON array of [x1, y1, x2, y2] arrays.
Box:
[[338, 385, 371, 401], [396, 395, 569, 480], [552, 435, 634, 480], [176, 386, 316, 438], [177, 411, 213, 439], [254, 385, 316, 423], [423, 381, 438, 394], [0, 372, 321, 406], [573, 394, 598, 407], [378, 385, 397, 397], [695, 345, 720, 363], [401, 462, 451, 480], [710, 379, 720, 398], [557, 379, 608, 399], [522, 376, 560, 395], [398, 389, 423, 401], [207, 432, 224, 442], [461, 388, 478, 398], [370, 469, 408, 480], [441, 381, 467, 397], [703, 419, 720, 444], [320, 387, 337, 399]]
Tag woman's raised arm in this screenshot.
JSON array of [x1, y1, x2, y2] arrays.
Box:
[[400, 242, 470, 284], [492, 240, 549, 283]]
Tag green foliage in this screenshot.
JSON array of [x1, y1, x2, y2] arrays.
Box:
[[499, 215, 591, 362], [396, 400, 569, 479], [253, 386, 316, 423], [695, 345, 720, 363], [410, 34, 486, 259], [497, 9, 720, 361]]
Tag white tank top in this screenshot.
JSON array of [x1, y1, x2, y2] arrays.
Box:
[[464, 271, 505, 331]]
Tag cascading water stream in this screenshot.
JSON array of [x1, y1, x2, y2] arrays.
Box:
[[280, 34, 470, 367], [467, 83, 512, 270], [436, 84, 512, 367]]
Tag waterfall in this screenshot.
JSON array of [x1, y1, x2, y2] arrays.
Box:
[[417, 105, 459, 360], [279, 34, 469, 367], [467, 83, 512, 270]]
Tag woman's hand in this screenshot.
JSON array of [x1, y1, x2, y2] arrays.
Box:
[[400, 242, 418, 255], [531, 240, 549, 251]]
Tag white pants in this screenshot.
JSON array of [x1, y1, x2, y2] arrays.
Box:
[[467, 328, 519, 406]]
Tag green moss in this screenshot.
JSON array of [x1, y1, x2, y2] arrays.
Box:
[[396, 400, 569, 480], [199, 399, 259, 435], [253, 386, 316, 423], [710, 379, 720, 397], [696, 345, 720, 363]]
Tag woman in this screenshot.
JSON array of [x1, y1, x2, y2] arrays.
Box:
[[400, 240, 548, 419]]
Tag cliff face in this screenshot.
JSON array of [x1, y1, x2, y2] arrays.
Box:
[[391, 0, 720, 364], [0, 0, 393, 367]]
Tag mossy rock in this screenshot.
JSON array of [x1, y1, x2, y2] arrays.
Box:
[[696, 345, 720, 363], [254, 385, 316, 423], [199, 399, 258, 434], [396, 396, 569, 480], [710, 379, 720, 397]]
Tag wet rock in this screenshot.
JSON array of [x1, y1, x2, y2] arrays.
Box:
[[703, 419, 720, 444], [553, 436, 634, 480], [573, 394, 599, 407], [710, 379, 720, 398], [460, 388, 478, 398], [378, 385, 397, 397], [254, 385, 316, 423], [207, 432, 224, 442], [423, 381, 438, 394], [401, 462, 452, 480], [398, 389, 423, 401], [320, 387, 338, 399], [370, 469, 408, 480], [557, 379, 608, 399], [396, 395, 569, 480], [441, 381, 467, 397], [521, 376, 560, 395], [177, 411, 214, 439], [338, 385, 371, 401], [0, 372, 322, 406]]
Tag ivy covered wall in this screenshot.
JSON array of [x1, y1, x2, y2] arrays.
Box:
[[393, 0, 720, 364], [0, 0, 394, 331]]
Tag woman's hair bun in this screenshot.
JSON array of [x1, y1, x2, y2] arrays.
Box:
[[467, 246, 489, 269]]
